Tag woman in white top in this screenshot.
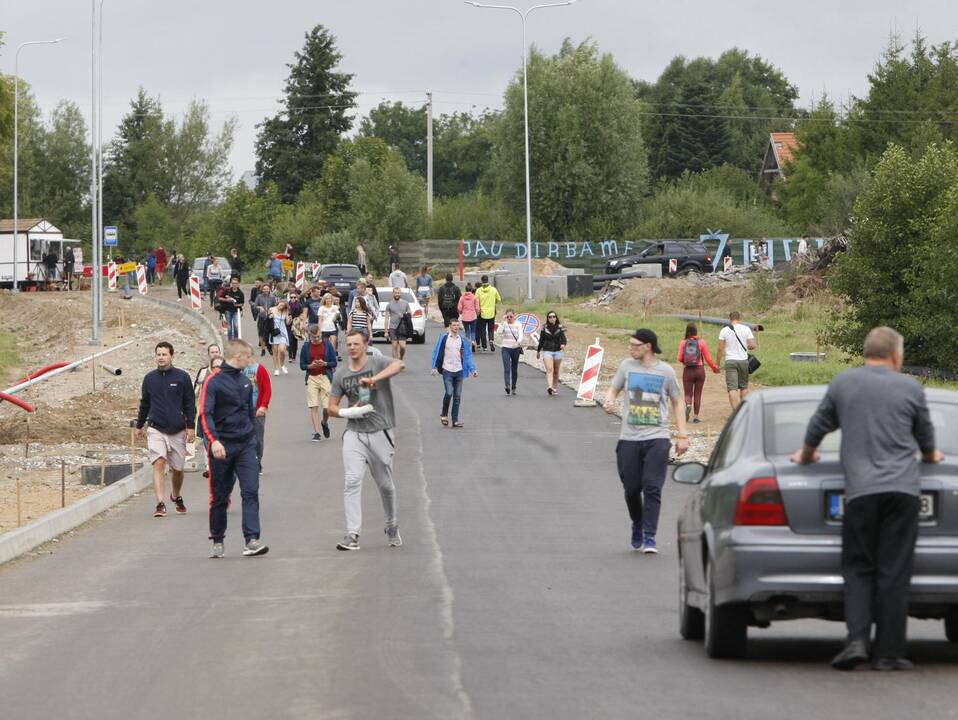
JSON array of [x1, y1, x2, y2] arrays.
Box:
[[318, 292, 341, 352], [269, 300, 291, 375], [205, 258, 224, 308], [498, 308, 524, 395]]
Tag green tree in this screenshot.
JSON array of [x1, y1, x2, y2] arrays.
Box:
[[358, 101, 427, 176], [639, 48, 798, 179], [254, 25, 356, 202], [32, 101, 91, 236], [433, 112, 497, 197], [490, 39, 648, 241], [829, 142, 958, 371], [0, 34, 14, 146]]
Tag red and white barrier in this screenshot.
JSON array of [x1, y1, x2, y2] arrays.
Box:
[[668, 258, 678, 274], [190, 275, 202, 310], [107, 261, 117, 292], [311, 262, 321, 280], [295, 261, 305, 292], [135, 264, 148, 295], [574, 338, 604, 407], [723, 255, 733, 272]]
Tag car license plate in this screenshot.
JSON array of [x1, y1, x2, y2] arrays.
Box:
[[826, 492, 936, 521]]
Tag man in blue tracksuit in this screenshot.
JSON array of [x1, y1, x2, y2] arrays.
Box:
[[201, 338, 268, 559]]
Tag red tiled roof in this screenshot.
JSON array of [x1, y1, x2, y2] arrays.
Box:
[[770, 132, 799, 167]]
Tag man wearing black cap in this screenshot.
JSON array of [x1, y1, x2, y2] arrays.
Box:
[[603, 329, 688, 553]]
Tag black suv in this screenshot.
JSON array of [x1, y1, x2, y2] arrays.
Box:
[[605, 241, 713, 276], [318, 263, 362, 295]]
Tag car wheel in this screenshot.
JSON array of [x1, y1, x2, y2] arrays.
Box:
[[703, 560, 748, 658], [678, 263, 701, 276], [678, 552, 705, 640], [945, 608, 958, 642]]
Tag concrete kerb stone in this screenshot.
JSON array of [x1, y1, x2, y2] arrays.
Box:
[[0, 295, 218, 567], [0, 465, 152, 567], [136, 293, 222, 350]]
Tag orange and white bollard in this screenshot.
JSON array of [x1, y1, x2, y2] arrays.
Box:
[[107, 261, 117, 292], [190, 275, 202, 310], [574, 338, 604, 407], [311, 262, 321, 282], [723, 255, 733, 272], [295, 261, 305, 292], [135, 264, 148, 295]]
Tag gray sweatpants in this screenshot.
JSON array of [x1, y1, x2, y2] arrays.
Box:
[[343, 429, 397, 536]]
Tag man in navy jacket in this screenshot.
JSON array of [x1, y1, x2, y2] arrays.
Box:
[[201, 339, 268, 559], [299, 325, 338, 441], [135, 341, 195, 517]]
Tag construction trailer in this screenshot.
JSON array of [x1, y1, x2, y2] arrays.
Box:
[[0, 218, 81, 288]]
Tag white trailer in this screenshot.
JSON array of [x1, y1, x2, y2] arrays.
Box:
[[0, 218, 66, 288]]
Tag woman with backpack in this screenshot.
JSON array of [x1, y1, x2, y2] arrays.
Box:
[[536, 311, 567, 396], [457, 283, 480, 351], [677, 322, 719, 423]]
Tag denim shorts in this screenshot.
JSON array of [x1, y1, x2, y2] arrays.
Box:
[[541, 350, 564, 361]]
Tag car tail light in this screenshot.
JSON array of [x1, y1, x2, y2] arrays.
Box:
[[706, 255, 713, 263], [734, 477, 787, 526], [413, 309, 423, 318]]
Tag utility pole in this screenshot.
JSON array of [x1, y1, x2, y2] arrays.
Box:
[[426, 91, 434, 219], [90, 0, 100, 343]]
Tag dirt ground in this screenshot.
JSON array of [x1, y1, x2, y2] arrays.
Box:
[[478, 258, 570, 275], [0, 290, 210, 533]]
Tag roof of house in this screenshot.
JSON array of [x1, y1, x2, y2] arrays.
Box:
[[770, 132, 799, 168], [0, 218, 61, 234]]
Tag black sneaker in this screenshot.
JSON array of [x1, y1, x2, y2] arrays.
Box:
[[505, 386, 511, 395], [321, 421, 330, 439], [311, 432, 322, 442], [170, 494, 186, 514], [490, 343, 495, 352], [153, 502, 167, 518]]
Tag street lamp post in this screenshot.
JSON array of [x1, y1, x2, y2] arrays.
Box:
[[464, 0, 576, 300], [13, 38, 65, 292]]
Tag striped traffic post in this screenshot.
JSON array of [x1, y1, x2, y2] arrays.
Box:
[[295, 261, 305, 292], [107, 261, 117, 292], [574, 338, 604, 407], [135, 264, 148, 295], [189, 275, 202, 310]]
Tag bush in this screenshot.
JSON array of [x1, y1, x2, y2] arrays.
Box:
[[305, 230, 360, 265], [829, 142, 958, 372], [427, 192, 522, 241]]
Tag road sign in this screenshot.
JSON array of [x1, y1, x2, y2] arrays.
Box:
[[117, 261, 137, 274], [104, 226, 118, 247], [515, 312, 540, 335]]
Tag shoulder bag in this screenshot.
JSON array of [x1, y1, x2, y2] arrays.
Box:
[[731, 325, 761, 374]]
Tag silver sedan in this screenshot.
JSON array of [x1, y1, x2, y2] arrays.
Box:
[[672, 385, 958, 658]]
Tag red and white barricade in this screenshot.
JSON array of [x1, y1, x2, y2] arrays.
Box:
[[136, 264, 148, 295], [189, 275, 202, 310], [107, 261, 117, 292], [574, 338, 604, 407], [311, 262, 321, 281], [723, 255, 733, 272], [668, 258, 678, 274], [295, 261, 306, 292]]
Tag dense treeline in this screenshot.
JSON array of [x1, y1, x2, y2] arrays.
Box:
[[3, 28, 958, 276]]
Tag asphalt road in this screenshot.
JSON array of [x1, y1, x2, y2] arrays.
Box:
[[2, 311, 957, 720]]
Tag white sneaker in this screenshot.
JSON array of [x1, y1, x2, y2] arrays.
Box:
[[281, 366, 289, 375], [273, 369, 280, 376]]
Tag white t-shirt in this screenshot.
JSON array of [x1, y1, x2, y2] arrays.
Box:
[[318, 306, 339, 333], [719, 323, 755, 362]]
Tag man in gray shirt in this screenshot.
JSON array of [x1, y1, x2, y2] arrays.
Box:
[[384, 286, 411, 361], [793, 326, 943, 671], [328, 329, 405, 551]]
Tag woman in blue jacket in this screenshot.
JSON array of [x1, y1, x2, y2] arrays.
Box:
[[430, 318, 478, 428]]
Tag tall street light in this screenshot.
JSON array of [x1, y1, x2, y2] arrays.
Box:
[[13, 37, 65, 292], [464, 0, 576, 300]]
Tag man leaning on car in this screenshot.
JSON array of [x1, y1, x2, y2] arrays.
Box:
[[792, 326, 944, 671]]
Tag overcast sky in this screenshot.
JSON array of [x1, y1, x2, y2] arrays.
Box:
[[4, 0, 958, 180]]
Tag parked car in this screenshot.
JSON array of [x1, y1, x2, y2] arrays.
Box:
[[672, 385, 958, 659], [190, 257, 233, 291], [605, 241, 713, 276], [370, 287, 426, 344], [319, 264, 362, 296]]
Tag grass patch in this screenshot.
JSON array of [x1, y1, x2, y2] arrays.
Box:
[[516, 299, 958, 390], [0, 331, 19, 386]]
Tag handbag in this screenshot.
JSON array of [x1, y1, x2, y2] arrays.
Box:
[[507, 325, 524, 354], [731, 325, 760, 374]]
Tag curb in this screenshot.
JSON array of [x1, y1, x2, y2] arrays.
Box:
[[136, 293, 222, 349], [0, 465, 152, 567]]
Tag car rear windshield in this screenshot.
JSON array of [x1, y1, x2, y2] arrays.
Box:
[[765, 399, 958, 455], [377, 289, 416, 304], [321, 266, 360, 279]]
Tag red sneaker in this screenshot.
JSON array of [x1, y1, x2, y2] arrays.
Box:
[[170, 494, 187, 514], [153, 502, 167, 518]]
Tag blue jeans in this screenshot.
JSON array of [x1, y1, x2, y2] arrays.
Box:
[[501, 347, 521, 389], [225, 310, 239, 340], [441, 370, 464, 422], [462, 320, 477, 344]]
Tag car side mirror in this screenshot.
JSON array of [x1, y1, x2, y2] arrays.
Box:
[[672, 462, 707, 485]]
